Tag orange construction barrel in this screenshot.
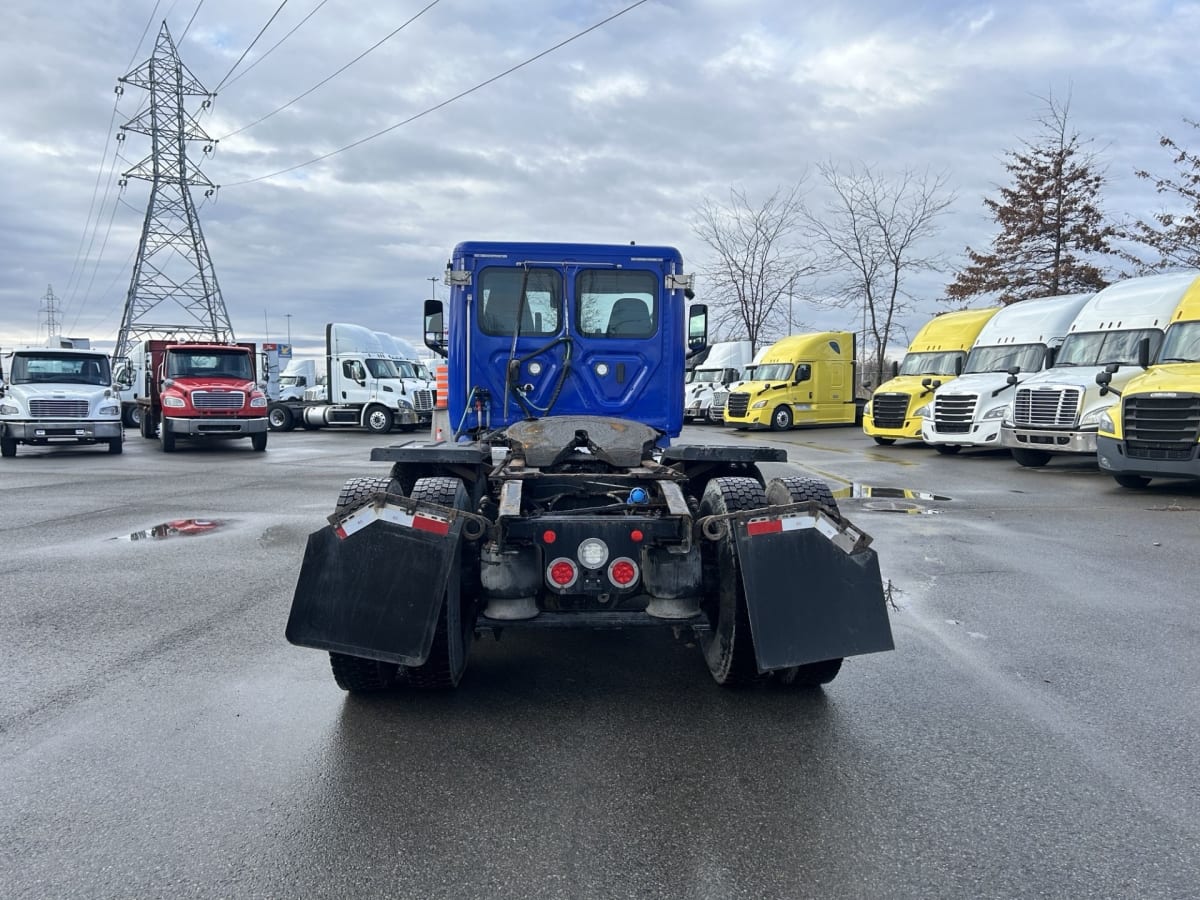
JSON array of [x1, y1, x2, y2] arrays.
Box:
[[435, 364, 449, 409]]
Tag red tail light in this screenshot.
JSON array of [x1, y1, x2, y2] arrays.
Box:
[[547, 558, 579, 588], [608, 557, 638, 587]]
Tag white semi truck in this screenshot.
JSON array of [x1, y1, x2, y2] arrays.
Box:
[[1, 343, 124, 457], [919, 292, 1095, 454], [683, 339, 753, 423], [266, 323, 434, 433], [1000, 272, 1196, 467]]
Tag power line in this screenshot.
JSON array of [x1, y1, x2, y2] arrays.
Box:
[[180, 0, 205, 43], [220, 0, 333, 91], [225, 0, 651, 187], [217, 0, 440, 140], [213, 1, 290, 93]]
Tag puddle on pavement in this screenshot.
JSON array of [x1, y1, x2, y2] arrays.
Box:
[[832, 484, 951, 514], [114, 518, 225, 541]]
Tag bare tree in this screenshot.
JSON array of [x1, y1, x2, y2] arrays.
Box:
[[806, 161, 955, 388], [947, 93, 1117, 302], [1123, 118, 1200, 271], [691, 185, 817, 353]]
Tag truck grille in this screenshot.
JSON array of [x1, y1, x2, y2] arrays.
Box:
[[29, 400, 90, 417], [1013, 387, 1080, 427], [871, 392, 909, 429], [933, 393, 977, 434], [1124, 394, 1200, 460], [412, 389, 434, 412], [711, 390, 729, 420], [725, 392, 750, 418], [192, 391, 245, 410]]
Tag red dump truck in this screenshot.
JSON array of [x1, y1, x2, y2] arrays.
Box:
[[134, 340, 269, 452]]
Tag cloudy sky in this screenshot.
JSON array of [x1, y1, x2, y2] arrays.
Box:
[[2, 0, 1198, 358]]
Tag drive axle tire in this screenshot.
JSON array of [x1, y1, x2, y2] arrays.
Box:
[[329, 652, 403, 693], [334, 476, 396, 516], [765, 475, 839, 516], [934, 444, 961, 455], [1114, 474, 1151, 489], [140, 411, 156, 439], [122, 405, 141, 428], [872, 436, 895, 446], [1, 437, 16, 458], [770, 405, 793, 431], [1011, 448, 1052, 468], [699, 476, 770, 687], [268, 404, 294, 431], [776, 658, 843, 687], [405, 476, 473, 689]]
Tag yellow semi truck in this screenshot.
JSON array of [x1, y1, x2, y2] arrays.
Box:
[[862, 307, 1000, 445], [1095, 273, 1200, 488], [723, 331, 859, 431]]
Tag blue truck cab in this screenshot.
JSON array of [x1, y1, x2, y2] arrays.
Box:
[[426, 241, 702, 441]]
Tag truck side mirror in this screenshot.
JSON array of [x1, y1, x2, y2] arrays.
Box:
[[424, 299, 448, 358], [1096, 368, 1121, 397], [890, 361, 899, 379], [1046, 346, 1059, 368], [1137, 336, 1150, 369], [686, 304, 708, 357], [921, 377, 932, 388], [954, 357, 964, 376]]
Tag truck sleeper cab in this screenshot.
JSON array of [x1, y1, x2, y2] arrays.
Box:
[[920, 293, 1095, 454], [1096, 272, 1200, 487], [863, 307, 1000, 445], [1000, 272, 1198, 468], [723, 332, 858, 431], [0, 347, 123, 457]]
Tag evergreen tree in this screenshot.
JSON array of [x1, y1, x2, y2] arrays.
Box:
[[947, 95, 1117, 304], [1124, 118, 1200, 271]]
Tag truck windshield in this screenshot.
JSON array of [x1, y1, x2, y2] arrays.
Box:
[[279, 375, 306, 386], [365, 359, 399, 379], [167, 351, 253, 379], [897, 351, 965, 376], [576, 269, 658, 338], [479, 268, 561, 336], [754, 363, 793, 381], [693, 369, 724, 383], [8, 353, 112, 385], [1157, 321, 1200, 362], [1055, 329, 1163, 367], [964, 343, 1046, 374]]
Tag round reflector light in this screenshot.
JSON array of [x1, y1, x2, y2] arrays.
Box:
[[577, 538, 609, 569], [608, 557, 638, 587], [543, 529, 557, 544], [548, 558, 578, 587], [630, 529, 644, 542]]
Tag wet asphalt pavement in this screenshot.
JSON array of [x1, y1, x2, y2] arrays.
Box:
[[1, 424, 1198, 899]]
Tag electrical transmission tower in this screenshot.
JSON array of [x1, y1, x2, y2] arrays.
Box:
[[113, 22, 233, 362], [39, 284, 62, 340]]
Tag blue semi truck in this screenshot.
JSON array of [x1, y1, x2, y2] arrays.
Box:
[[287, 241, 893, 691]]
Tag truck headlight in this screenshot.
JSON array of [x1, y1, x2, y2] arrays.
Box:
[[912, 404, 930, 419], [162, 395, 186, 408], [1080, 405, 1113, 428], [250, 396, 267, 408], [1099, 409, 1115, 433], [983, 405, 1008, 420], [99, 403, 120, 416], [863, 401, 872, 416], [0, 402, 20, 415], [396, 399, 413, 411], [751, 400, 768, 409]]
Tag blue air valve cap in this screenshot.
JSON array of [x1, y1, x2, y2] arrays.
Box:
[[627, 487, 650, 505]]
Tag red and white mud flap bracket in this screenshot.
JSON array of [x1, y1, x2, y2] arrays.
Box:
[[286, 497, 485, 666], [700, 501, 895, 672]]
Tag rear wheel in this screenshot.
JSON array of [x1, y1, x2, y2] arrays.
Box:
[[122, 405, 141, 428], [334, 476, 395, 516], [1114, 474, 1151, 489], [872, 436, 895, 446], [251, 431, 268, 452], [1011, 448, 1051, 468], [140, 410, 156, 439], [405, 476, 473, 689], [159, 414, 175, 453], [699, 476, 769, 687], [0, 437, 16, 458], [934, 444, 962, 455], [770, 405, 793, 431], [268, 404, 294, 431], [329, 653, 403, 693]]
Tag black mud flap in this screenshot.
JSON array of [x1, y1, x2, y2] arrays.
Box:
[[285, 502, 463, 666], [734, 510, 894, 671]]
